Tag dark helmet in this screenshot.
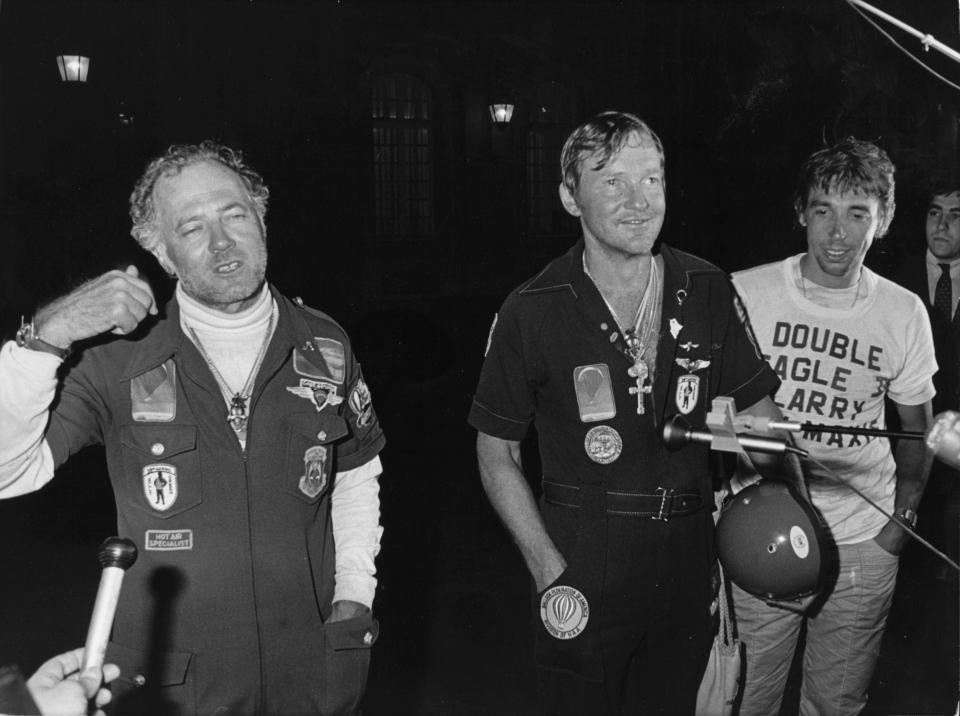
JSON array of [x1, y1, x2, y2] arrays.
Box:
[[716, 480, 832, 601]]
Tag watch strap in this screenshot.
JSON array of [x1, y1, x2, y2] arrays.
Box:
[[15, 316, 71, 359]]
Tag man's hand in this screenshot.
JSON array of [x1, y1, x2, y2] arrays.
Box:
[[33, 266, 158, 350], [329, 600, 370, 623], [873, 518, 910, 556], [27, 648, 120, 716]]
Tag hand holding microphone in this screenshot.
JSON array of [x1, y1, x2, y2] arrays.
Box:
[[925, 410, 960, 470]]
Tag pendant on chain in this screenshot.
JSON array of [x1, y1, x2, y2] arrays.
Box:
[[228, 394, 248, 433]]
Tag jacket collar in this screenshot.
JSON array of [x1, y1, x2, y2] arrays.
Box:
[[120, 283, 303, 380]]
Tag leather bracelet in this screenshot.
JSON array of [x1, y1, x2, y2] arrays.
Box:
[[15, 316, 71, 359]]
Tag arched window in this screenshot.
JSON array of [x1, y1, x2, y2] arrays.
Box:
[[371, 74, 435, 239]]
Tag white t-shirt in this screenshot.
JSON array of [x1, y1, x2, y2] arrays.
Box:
[[732, 255, 937, 544]]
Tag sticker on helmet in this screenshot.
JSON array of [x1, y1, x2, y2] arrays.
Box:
[[790, 525, 810, 559]]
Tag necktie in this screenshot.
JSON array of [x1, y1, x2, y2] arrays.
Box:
[[935, 263, 953, 320]]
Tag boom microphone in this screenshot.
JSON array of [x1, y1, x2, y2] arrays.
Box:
[[81, 537, 138, 672], [925, 411, 960, 470], [663, 415, 808, 457]]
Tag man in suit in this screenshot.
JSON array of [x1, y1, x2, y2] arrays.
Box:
[[891, 184, 960, 563]]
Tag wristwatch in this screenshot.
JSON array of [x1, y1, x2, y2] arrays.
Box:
[[894, 507, 918, 530], [15, 316, 71, 359]]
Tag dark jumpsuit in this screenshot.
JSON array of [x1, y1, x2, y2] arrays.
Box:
[[469, 240, 778, 714], [44, 285, 385, 716]]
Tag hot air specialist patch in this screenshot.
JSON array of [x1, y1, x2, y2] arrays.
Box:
[[300, 445, 329, 498], [540, 585, 589, 640], [143, 464, 178, 511], [584, 425, 622, 464]]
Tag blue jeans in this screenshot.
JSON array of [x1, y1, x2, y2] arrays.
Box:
[[733, 538, 899, 716]]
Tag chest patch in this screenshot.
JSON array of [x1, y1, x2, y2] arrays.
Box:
[[131, 360, 176, 422], [675, 375, 700, 415], [143, 464, 178, 511], [293, 339, 346, 385], [573, 364, 616, 423], [286, 379, 344, 412], [145, 529, 194, 551], [300, 445, 329, 498]]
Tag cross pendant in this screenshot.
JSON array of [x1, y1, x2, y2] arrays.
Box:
[[627, 359, 651, 414], [228, 394, 248, 433]]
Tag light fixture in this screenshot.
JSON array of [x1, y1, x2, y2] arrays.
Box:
[[488, 103, 514, 124], [56, 55, 90, 83]]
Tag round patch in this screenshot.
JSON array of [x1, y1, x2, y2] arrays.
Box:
[[540, 585, 589, 640], [584, 425, 622, 464], [790, 525, 810, 559]]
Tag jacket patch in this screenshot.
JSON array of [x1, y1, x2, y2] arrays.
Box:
[[300, 445, 328, 498], [286, 379, 344, 412], [145, 529, 194, 551], [540, 585, 589, 640], [293, 339, 346, 385], [573, 364, 616, 423], [348, 379, 374, 428], [131, 360, 176, 422], [675, 375, 701, 415], [143, 464, 178, 511]]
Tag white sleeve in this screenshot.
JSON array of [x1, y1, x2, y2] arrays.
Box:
[[331, 455, 383, 608], [0, 341, 63, 497]]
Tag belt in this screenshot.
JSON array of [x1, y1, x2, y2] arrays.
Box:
[[542, 480, 703, 520]]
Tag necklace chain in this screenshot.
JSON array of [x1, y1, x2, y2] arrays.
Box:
[[583, 253, 661, 414], [188, 306, 276, 440]]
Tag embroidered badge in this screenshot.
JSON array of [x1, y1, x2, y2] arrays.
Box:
[[675, 375, 700, 415], [573, 364, 616, 423], [584, 425, 622, 464], [669, 318, 683, 339], [145, 529, 194, 551], [143, 464, 178, 511], [300, 445, 328, 498], [540, 585, 589, 640], [675, 358, 711, 373], [790, 526, 810, 559], [286, 379, 344, 412], [131, 360, 176, 422], [349, 379, 374, 428]]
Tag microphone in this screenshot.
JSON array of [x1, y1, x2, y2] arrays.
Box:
[[925, 411, 960, 470], [663, 415, 808, 457], [81, 537, 138, 672]]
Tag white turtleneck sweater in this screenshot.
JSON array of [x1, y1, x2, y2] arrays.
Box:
[[0, 283, 382, 609]]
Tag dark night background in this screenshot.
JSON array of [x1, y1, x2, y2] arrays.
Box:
[[0, 1, 959, 714]]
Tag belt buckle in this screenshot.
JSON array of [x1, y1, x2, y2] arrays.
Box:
[[653, 487, 674, 521]]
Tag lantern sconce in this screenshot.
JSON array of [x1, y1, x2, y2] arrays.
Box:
[[56, 55, 90, 83], [488, 103, 514, 125]]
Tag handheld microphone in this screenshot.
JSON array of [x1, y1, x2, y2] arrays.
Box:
[[81, 537, 138, 672], [663, 415, 809, 457], [925, 411, 960, 470]]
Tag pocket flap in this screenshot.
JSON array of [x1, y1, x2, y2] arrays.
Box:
[[106, 641, 193, 687], [120, 424, 197, 459], [288, 413, 348, 444], [326, 616, 379, 651]]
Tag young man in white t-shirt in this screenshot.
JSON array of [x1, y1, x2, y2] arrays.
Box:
[[731, 138, 937, 715]]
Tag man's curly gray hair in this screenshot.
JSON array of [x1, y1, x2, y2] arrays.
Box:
[[129, 141, 270, 251]]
